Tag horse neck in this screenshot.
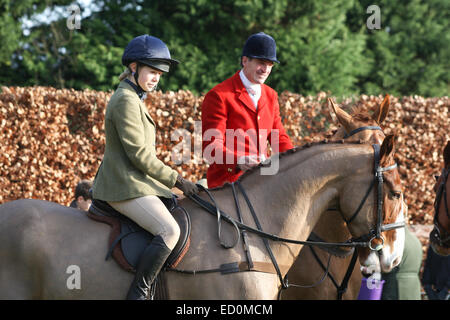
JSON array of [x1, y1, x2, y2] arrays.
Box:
[[313, 210, 350, 242], [235, 143, 372, 261]]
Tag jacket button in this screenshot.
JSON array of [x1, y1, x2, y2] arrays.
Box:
[[257, 116, 261, 120], [228, 168, 233, 172]]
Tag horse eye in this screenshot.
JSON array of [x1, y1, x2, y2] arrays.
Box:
[[390, 191, 401, 199]]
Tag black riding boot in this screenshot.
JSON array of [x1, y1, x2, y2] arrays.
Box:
[[126, 235, 172, 300]]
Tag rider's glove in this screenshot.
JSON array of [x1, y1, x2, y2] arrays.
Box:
[[175, 174, 199, 197]]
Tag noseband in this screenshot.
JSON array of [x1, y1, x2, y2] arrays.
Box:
[[431, 168, 450, 248]]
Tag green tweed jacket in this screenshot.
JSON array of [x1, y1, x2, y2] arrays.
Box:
[[92, 80, 178, 201]]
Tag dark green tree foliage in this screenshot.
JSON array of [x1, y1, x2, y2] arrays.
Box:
[[349, 0, 449, 96], [0, 0, 448, 96], [0, 0, 124, 90], [128, 0, 369, 96], [269, 0, 370, 96], [0, 0, 65, 85]]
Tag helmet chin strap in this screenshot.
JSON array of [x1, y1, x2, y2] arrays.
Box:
[[126, 63, 147, 100], [133, 64, 146, 92]]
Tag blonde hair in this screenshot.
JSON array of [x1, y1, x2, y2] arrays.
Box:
[[118, 67, 132, 81]]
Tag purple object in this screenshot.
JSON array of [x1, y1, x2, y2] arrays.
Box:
[[357, 277, 385, 300]]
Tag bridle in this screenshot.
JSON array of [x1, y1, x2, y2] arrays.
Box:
[[189, 143, 404, 251], [176, 137, 405, 290], [337, 125, 405, 250], [343, 126, 383, 139], [430, 167, 450, 248], [306, 124, 404, 299], [344, 142, 405, 251]]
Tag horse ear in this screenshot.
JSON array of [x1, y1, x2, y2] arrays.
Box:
[[444, 140, 450, 167], [372, 94, 390, 124], [380, 134, 396, 166], [327, 98, 353, 131]]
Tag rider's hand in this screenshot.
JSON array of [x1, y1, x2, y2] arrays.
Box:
[[175, 174, 199, 196], [237, 155, 260, 171]]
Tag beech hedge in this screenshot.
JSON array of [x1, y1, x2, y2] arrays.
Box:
[[0, 86, 448, 224]]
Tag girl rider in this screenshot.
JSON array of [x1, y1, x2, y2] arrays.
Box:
[[92, 35, 199, 299]]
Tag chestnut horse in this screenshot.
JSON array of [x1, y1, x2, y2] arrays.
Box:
[[282, 95, 399, 300], [430, 140, 450, 256], [0, 137, 405, 299]]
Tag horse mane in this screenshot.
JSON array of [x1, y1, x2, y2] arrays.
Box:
[[207, 139, 368, 191], [349, 105, 376, 123]]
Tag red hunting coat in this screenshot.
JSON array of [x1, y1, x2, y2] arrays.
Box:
[[201, 71, 294, 188]]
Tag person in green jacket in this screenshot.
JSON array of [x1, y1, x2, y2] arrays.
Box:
[[92, 35, 199, 300], [381, 226, 423, 300]]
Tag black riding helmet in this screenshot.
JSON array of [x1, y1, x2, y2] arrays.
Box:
[[122, 35, 179, 94], [242, 32, 280, 64], [122, 34, 179, 72]]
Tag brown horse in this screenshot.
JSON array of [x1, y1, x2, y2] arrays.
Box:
[[430, 140, 450, 256], [282, 95, 397, 300], [0, 137, 405, 299]]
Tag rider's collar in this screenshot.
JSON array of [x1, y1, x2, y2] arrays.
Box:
[[239, 70, 261, 97], [124, 79, 147, 100]]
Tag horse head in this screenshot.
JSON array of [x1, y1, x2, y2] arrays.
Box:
[[327, 94, 390, 143], [337, 134, 405, 274], [328, 96, 405, 273], [430, 140, 450, 256]]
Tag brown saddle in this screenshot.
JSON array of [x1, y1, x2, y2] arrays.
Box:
[[87, 196, 191, 273]]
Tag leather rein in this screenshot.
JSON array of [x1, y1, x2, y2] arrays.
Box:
[[170, 135, 405, 291], [191, 130, 405, 251]]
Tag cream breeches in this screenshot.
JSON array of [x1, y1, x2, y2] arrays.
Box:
[[108, 195, 180, 250]]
